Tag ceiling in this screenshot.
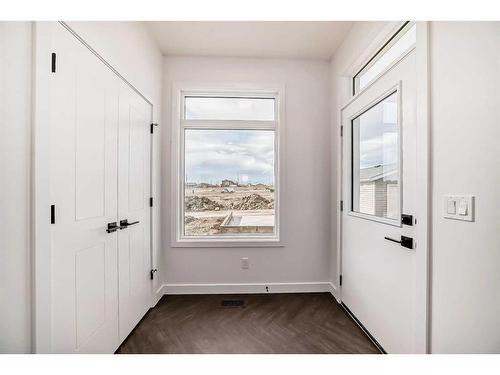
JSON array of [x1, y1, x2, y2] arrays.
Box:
[[145, 21, 353, 60]]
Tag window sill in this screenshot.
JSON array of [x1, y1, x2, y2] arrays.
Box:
[[171, 237, 285, 248]]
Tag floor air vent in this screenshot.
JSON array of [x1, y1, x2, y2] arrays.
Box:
[[221, 299, 245, 307]]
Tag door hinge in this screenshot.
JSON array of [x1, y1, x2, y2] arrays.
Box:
[[340, 125, 344, 137], [340, 200, 344, 211], [340, 274, 343, 286], [51, 53, 56, 73], [50, 204, 56, 224], [150, 123, 159, 134], [150, 268, 157, 280], [149, 197, 153, 207]]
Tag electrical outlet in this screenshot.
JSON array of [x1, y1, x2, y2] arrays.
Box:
[[241, 257, 249, 269]]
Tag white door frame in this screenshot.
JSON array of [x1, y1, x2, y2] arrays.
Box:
[[336, 21, 430, 353], [31, 21, 156, 353]]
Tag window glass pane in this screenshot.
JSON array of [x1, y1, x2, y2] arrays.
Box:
[[356, 23, 416, 92], [352, 92, 399, 220], [184, 129, 275, 237], [184, 96, 275, 121]]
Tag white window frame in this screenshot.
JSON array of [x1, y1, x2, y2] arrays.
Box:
[[170, 83, 285, 248], [352, 21, 416, 96], [347, 84, 402, 227]]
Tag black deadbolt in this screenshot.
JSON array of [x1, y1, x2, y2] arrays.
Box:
[[401, 214, 413, 226]]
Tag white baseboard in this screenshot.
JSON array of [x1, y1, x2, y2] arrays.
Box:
[[152, 286, 164, 307], [328, 282, 340, 302], [157, 282, 334, 295]]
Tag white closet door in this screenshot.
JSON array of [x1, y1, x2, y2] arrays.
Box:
[[117, 81, 152, 341], [49, 26, 120, 353]]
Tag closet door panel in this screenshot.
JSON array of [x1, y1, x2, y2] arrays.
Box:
[[117, 82, 152, 341], [49, 24, 120, 353]]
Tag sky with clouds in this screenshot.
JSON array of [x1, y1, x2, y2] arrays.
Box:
[[356, 92, 398, 169], [185, 129, 275, 185], [185, 96, 275, 121]]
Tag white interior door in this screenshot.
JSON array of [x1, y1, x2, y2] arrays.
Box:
[[47, 23, 152, 352], [341, 49, 417, 353], [49, 26, 120, 353], [117, 82, 152, 341]]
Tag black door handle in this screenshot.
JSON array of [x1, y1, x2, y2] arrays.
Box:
[[119, 219, 140, 229], [384, 235, 413, 249], [107, 221, 129, 233], [106, 222, 118, 233], [384, 236, 401, 244]]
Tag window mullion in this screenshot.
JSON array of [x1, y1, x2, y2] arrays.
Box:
[[181, 119, 277, 130]]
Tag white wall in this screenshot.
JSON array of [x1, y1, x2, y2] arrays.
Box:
[[161, 56, 331, 288], [330, 21, 500, 353], [429, 22, 500, 353], [0, 21, 163, 353], [0, 21, 33, 354]]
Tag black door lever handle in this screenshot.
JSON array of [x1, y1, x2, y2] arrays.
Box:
[[384, 236, 401, 244], [106, 222, 119, 233], [384, 235, 413, 249], [119, 219, 140, 229], [107, 221, 129, 232]]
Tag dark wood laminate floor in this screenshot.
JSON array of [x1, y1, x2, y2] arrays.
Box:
[[116, 293, 379, 354]]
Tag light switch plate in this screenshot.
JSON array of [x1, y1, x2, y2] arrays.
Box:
[[443, 195, 474, 221]]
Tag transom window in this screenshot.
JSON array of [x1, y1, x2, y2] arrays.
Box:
[[353, 21, 416, 94], [184, 96, 275, 121], [175, 91, 281, 244]]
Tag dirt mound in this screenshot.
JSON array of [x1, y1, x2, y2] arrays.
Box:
[[185, 196, 224, 212], [232, 193, 272, 210], [184, 216, 224, 236], [221, 179, 238, 187], [185, 215, 197, 224]]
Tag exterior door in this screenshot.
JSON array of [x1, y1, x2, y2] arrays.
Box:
[[117, 82, 152, 341], [341, 48, 417, 353], [49, 26, 120, 353]]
